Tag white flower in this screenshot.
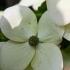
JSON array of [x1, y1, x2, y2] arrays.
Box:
[[46, 0, 70, 69], [19, 0, 45, 10], [46, 0, 70, 26], [0, 5, 64, 70], [46, 0, 70, 41], [0, 11, 3, 19]]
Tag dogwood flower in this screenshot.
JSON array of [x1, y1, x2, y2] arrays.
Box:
[[46, 0, 70, 69], [0, 5, 64, 70], [46, 0, 70, 26], [19, 0, 45, 10], [46, 0, 70, 41]]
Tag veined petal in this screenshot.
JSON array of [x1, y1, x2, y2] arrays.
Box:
[[0, 5, 37, 42], [0, 41, 35, 70], [19, 0, 45, 10], [38, 11, 64, 45], [63, 24, 70, 41], [46, 0, 70, 25], [31, 43, 63, 70]]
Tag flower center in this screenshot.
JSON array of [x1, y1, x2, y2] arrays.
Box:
[[29, 36, 39, 47]]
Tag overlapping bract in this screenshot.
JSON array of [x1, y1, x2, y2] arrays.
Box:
[[0, 1, 64, 70]]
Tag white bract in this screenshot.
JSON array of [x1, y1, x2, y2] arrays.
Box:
[[19, 0, 45, 10], [46, 0, 70, 26], [46, 0, 70, 41], [0, 11, 3, 19], [0, 5, 64, 70]]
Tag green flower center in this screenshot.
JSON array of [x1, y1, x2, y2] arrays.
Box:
[[29, 36, 39, 47]]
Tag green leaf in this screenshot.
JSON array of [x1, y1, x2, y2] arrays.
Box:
[[30, 1, 47, 21], [0, 30, 8, 41]]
